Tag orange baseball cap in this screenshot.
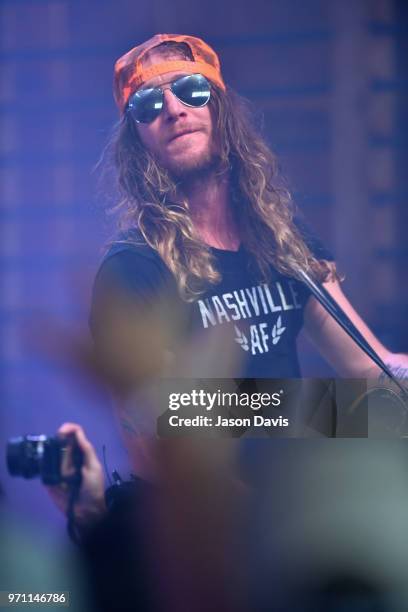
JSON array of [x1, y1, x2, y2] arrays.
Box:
[[113, 33, 226, 114]]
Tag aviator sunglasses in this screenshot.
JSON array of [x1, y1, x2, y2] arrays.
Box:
[[126, 73, 211, 124]]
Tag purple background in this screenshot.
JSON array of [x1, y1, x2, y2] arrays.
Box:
[[1, 0, 408, 534]]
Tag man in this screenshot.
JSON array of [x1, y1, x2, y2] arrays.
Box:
[[49, 32, 408, 526], [91, 33, 407, 378]]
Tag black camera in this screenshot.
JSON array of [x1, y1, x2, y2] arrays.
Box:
[[6, 435, 83, 485]]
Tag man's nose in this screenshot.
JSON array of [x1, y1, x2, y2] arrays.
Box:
[[162, 89, 186, 120]]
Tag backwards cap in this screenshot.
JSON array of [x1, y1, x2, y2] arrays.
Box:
[[113, 33, 226, 114]]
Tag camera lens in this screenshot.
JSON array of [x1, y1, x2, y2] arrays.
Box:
[[6, 435, 46, 479]]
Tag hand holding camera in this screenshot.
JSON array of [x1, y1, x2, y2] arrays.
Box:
[[7, 423, 106, 530], [47, 423, 106, 528]]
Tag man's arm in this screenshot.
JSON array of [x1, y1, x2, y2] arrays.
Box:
[[303, 278, 408, 378]]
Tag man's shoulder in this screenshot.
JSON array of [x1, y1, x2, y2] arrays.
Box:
[[93, 227, 173, 300], [102, 227, 162, 266], [90, 228, 177, 334]]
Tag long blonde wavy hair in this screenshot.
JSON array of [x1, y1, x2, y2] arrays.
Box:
[[105, 51, 337, 302]]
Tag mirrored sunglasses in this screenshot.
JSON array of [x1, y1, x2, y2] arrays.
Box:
[[126, 73, 211, 124]]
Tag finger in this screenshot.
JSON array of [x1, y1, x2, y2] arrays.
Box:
[[57, 422, 99, 470], [57, 422, 83, 436]]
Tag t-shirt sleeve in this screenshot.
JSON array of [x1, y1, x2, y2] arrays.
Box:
[[89, 247, 176, 339], [294, 216, 335, 262], [94, 249, 168, 302]]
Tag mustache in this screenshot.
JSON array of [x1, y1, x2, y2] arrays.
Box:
[[167, 124, 206, 140]]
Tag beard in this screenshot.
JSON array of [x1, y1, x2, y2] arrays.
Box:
[[156, 128, 220, 181], [166, 149, 224, 189]]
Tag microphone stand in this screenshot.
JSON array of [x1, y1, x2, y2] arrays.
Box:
[[296, 268, 408, 406]]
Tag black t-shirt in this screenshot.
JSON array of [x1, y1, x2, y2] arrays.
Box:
[[90, 221, 333, 378]]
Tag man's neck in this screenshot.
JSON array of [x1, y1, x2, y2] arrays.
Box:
[[179, 171, 240, 251]]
